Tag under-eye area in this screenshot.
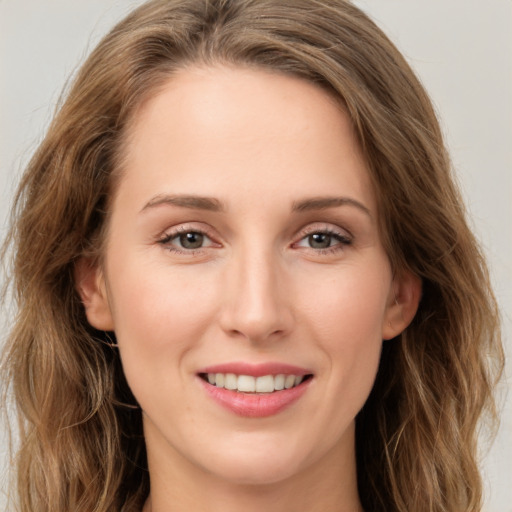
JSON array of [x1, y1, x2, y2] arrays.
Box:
[[199, 373, 314, 393]]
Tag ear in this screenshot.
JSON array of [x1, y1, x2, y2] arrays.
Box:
[[74, 257, 115, 331], [382, 270, 422, 340]]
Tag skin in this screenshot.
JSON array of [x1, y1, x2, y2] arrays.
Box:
[[77, 66, 420, 512]]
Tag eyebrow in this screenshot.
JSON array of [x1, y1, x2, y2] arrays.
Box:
[[292, 196, 371, 217], [140, 194, 371, 217], [141, 194, 225, 213]]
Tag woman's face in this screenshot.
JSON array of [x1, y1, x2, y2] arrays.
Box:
[[79, 66, 418, 487]]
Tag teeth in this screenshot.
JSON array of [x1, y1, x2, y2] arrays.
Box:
[[274, 374, 285, 391], [256, 375, 274, 393], [237, 375, 256, 392], [224, 373, 237, 390], [284, 375, 296, 389], [215, 373, 225, 388], [205, 373, 307, 393]]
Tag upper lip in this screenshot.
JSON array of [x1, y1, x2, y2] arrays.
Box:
[[197, 362, 312, 377]]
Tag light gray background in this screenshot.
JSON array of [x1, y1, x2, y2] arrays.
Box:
[[1, 1, 510, 510]]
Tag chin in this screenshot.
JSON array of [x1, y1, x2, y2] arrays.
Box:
[[198, 437, 307, 486], [209, 457, 303, 487]]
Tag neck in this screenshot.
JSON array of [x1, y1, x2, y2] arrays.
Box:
[[144, 473, 363, 512]]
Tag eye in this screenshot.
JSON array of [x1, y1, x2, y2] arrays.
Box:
[[159, 229, 216, 252], [306, 233, 336, 249], [177, 231, 206, 250], [294, 229, 352, 251]]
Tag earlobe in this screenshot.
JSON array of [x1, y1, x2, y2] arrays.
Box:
[[382, 270, 422, 340], [74, 257, 115, 331]]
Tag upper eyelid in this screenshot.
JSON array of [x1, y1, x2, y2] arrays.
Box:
[[294, 231, 351, 246], [158, 223, 216, 240], [297, 222, 353, 239]]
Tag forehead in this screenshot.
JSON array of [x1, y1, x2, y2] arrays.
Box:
[[115, 65, 375, 214]]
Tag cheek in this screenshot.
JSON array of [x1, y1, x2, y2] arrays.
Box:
[[298, 261, 391, 346], [106, 260, 219, 387], [111, 259, 215, 335], [296, 262, 390, 401]]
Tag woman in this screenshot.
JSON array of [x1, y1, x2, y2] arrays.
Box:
[[1, 0, 503, 511]]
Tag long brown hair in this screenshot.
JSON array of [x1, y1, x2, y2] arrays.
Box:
[[2, 1, 503, 510]]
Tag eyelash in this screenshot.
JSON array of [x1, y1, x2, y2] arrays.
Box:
[[157, 225, 217, 255], [293, 227, 353, 254], [157, 225, 353, 255]]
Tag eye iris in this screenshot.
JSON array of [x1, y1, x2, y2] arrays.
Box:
[[179, 232, 204, 249], [308, 233, 331, 249]]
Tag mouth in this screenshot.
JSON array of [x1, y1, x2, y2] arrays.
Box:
[[199, 372, 314, 394], [197, 362, 314, 417]]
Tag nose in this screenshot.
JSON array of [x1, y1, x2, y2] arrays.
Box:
[[218, 246, 294, 343]]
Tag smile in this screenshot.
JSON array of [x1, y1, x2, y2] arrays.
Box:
[[200, 373, 311, 393], [197, 364, 314, 417]]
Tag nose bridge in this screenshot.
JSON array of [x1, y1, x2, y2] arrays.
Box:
[[220, 240, 292, 341]]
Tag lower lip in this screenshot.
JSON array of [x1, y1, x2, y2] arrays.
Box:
[[199, 377, 312, 418]]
